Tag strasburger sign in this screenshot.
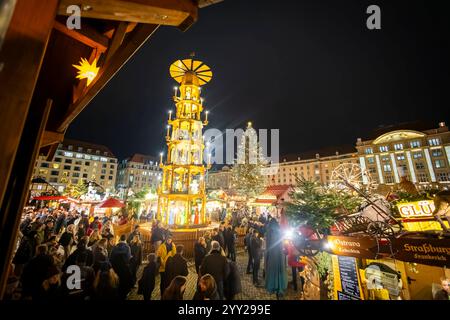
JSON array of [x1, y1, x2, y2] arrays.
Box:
[[391, 237, 450, 268]]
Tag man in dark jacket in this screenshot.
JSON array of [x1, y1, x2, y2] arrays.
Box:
[[224, 260, 242, 300], [21, 244, 55, 300], [225, 226, 236, 262], [127, 225, 141, 243], [200, 241, 229, 300], [250, 231, 263, 286], [110, 234, 133, 300], [194, 237, 207, 274], [212, 228, 225, 250], [244, 229, 254, 274], [165, 245, 188, 286], [150, 222, 165, 253], [54, 211, 66, 234], [63, 237, 94, 272]]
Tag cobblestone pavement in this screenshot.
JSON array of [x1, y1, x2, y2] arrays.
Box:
[[128, 249, 302, 300]]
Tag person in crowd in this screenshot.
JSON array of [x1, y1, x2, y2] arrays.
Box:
[[434, 278, 450, 300], [244, 228, 254, 274], [223, 225, 230, 255], [118, 214, 128, 226], [127, 225, 141, 243], [66, 211, 77, 226], [54, 210, 67, 235], [13, 229, 38, 277], [110, 234, 133, 300], [77, 223, 86, 242], [250, 230, 263, 286], [88, 229, 102, 247], [43, 219, 54, 243], [61, 251, 95, 300], [34, 222, 45, 245], [226, 226, 237, 262], [89, 216, 102, 234], [200, 241, 229, 300], [79, 212, 90, 233], [193, 274, 220, 300], [62, 236, 94, 272], [162, 276, 187, 300], [138, 254, 159, 301], [212, 228, 224, 250], [224, 259, 242, 300], [19, 213, 32, 235], [59, 224, 75, 260], [285, 240, 305, 292], [151, 221, 165, 253], [21, 244, 55, 300], [129, 235, 143, 285], [92, 238, 109, 272], [157, 236, 177, 297], [194, 237, 207, 274], [36, 265, 62, 301], [165, 245, 188, 287], [102, 221, 115, 239], [92, 262, 120, 300], [203, 231, 212, 252]]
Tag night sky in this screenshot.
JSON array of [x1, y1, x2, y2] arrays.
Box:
[[67, 0, 450, 161]]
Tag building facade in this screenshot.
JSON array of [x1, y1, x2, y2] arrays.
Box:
[[356, 122, 450, 189], [116, 154, 161, 194], [265, 146, 359, 186], [206, 165, 233, 190], [32, 139, 118, 193]]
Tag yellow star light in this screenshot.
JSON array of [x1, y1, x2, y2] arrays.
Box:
[[73, 57, 99, 86]]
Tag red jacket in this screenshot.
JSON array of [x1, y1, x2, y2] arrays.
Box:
[[286, 243, 306, 268]]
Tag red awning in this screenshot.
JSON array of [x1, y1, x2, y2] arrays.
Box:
[[33, 196, 67, 201], [97, 198, 125, 208]]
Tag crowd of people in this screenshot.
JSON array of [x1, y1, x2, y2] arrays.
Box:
[[6, 206, 144, 300], [5, 204, 305, 301]]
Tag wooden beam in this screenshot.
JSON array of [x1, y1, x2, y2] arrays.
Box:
[[58, 0, 197, 26], [57, 23, 160, 131], [53, 20, 109, 51], [0, 0, 59, 212], [40, 130, 65, 148], [104, 22, 137, 38], [104, 22, 128, 64]]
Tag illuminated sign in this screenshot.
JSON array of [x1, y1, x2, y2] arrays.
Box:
[[396, 200, 435, 218]]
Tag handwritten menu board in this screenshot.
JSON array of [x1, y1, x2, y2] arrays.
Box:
[[337, 256, 361, 300]]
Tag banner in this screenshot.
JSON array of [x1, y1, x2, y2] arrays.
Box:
[[391, 237, 450, 268], [326, 236, 379, 259]]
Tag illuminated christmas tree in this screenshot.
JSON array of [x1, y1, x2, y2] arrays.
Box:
[[157, 56, 212, 227], [230, 122, 267, 199]]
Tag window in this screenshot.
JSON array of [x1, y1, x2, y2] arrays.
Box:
[[432, 149, 443, 157], [49, 177, 58, 183], [100, 175, 105, 180], [75, 161, 82, 165], [109, 159, 116, 163], [438, 173, 450, 182], [54, 157, 62, 163], [96, 150, 100, 155], [72, 172, 80, 178], [74, 166, 81, 171], [63, 165, 71, 170], [415, 162, 425, 170], [110, 164, 114, 169], [428, 138, 440, 146], [85, 161, 90, 166], [435, 160, 446, 168], [76, 153, 83, 159], [108, 176, 113, 180], [101, 169, 107, 174], [410, 141, 421, 148], [64, 151, 73, 157], [68, 145, 73, 151], [413, 152, 423, 159], [51, 170, 59, 176], [84, 155, 91, 160], [40, 162, 49, 168], [383, 164, 392, 172], [379, 146, 389, 152], [368, 167, 377, 174], [83, 174, 88, 178], [365, 148, 373, 154], [399, 164, 408, 172], [92, 156, 99, 161], [367, 157, 375, 164], [100, 157, 108, 162], [381, 155, 390, 162], [397, 155, 406, 161], [77, 147, 83, 152], [87, 149, 92, 153], [418, 173, 428, 183], [385, 175, 394, 184], [65, 159, 72, 164], [52, 163, 60, 169], [394, 143, 403, 151], [57, 151, 64, 156], [71, 179, 78, 184], [102, 164, 107, 168]]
